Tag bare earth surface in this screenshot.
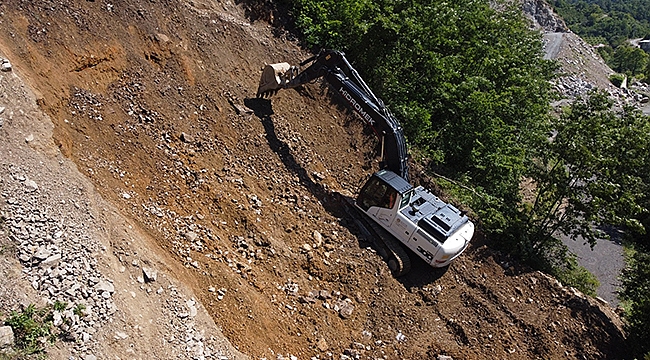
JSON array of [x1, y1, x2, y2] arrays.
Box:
[[0, 1, 630, 359]]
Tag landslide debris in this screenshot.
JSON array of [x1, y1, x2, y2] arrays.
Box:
[[0, 0, 628, 359]]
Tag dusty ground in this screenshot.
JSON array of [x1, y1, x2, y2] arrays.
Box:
[[0, 0, 630, 359]]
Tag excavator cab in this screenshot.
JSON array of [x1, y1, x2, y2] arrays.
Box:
[[356, 170, 415, 234], [357, 170, 412, 212]]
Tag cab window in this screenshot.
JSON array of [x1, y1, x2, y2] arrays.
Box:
[[357, 177, 397, 210]]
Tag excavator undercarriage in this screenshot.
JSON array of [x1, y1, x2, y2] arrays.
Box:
[[343, 197, 411, 276]]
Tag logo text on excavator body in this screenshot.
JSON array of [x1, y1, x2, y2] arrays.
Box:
[[339, 87, 375, 125]]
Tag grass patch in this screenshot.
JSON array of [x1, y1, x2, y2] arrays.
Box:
[[4, 304, 56, 356]]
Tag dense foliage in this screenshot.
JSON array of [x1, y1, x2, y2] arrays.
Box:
[[551, 0, 650, 47], [551, 0, 650, 77], [285, 0, 557, 233]]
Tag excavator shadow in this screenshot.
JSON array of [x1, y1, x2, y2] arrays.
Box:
[[398, 256, 450, 289], [244, 97, 448, 288], [244, 97, 347, 220]]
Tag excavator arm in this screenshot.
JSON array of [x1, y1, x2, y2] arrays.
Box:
[[257, 49, 410, 181]]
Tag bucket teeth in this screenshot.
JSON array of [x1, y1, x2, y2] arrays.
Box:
[[256, 62, 292, 98]]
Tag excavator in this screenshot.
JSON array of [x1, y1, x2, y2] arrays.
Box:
[[257, 49, 474, 276]]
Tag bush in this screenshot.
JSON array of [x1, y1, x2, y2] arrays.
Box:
[[609, 73, 626, 87], [4, 304, 56, 355]]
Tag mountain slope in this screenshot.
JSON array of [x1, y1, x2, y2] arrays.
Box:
[[0, 0, 628, 359]]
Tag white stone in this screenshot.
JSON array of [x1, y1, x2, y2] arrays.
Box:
[[96, 280, 115, 293], [33, 246, 51, 260], [188, 304, 198, 318], [40, 253, 61, 267], [0, 326, 14, 347], [312, 231, 323, 247], [53, 311, 63, 326], [185, 231, 198, 242], [396, 332, 406, 342], [142, 267, 157, 282]]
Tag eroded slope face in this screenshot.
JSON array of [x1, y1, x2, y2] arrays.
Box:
[[0, 0, 626, 358]]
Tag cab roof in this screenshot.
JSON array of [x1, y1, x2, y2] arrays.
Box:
[[374, 170, 413, 194]]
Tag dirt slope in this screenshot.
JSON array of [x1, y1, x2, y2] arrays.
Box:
[[0, 0, 629, 359]]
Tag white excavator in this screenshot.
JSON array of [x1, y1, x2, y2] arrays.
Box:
[[257, 49, 474, 276]]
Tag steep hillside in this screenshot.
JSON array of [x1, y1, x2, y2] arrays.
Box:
[[0, 0, 629, 359]]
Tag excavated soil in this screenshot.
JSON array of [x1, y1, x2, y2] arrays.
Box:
[[0, 0, 629, 359]]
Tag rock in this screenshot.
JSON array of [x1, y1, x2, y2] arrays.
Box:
[[25, 134, 34, 143], [96, 280, 115, 293], [180, 132, 193, 143], [189, 305, 198, 318], [33, 246, 52, 261], [396, 332, 406, 342], [187, 299, 198, 318], [318, 290, 332, 300], [1, 59, 11, 72], [185, 231, 198, 242], [82, 332, 91, 342], [312, 231, 323, 247], [155, 33, 170, 43], [437, 355, 454, 360], [84, 355, 97, 360], [115, 331, 129, 340], [0, 326, 14, 348], [40, 253, 62, 267], [334, 299, 354, 319], [0, 106, 5, 114], [24, 179, 38, 192], [300, 290, 318, 304], [142, 267, 158, 282], [316, 337, 328, 351]]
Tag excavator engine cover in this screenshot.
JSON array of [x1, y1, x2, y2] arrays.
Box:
[[257, 62, 292, 97]]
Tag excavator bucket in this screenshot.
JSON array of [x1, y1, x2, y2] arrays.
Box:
[[256, 62, 292, 98]]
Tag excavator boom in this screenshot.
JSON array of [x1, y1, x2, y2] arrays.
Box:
[[256, 49, 409, 181]]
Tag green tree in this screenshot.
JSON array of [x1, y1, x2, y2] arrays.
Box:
[[286, 0, 557, 235], [523, 91, 648, 250], [612, 44, 649, 76], [620, 250, 650, 357]]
